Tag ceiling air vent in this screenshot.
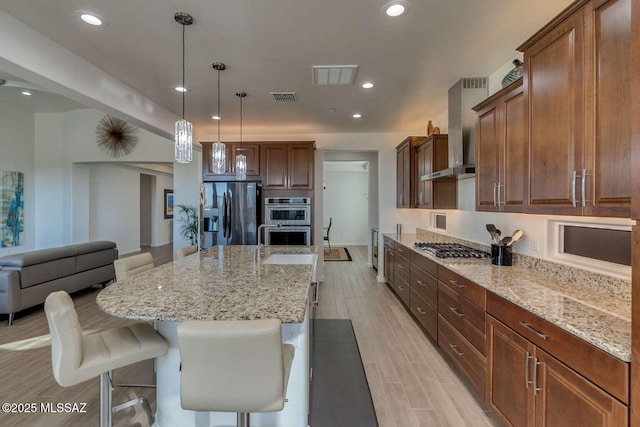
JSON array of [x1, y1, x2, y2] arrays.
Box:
[[312, 65, 358, 85], [270, 92, 297, 102], [462, 77, 488, 89]]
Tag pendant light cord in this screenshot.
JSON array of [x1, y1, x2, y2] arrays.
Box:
[[217, 69, 221, 141], [181, 23, 185, 120], [240, 95, 243, 148]]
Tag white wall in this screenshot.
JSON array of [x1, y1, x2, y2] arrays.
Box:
[[323, 164, 369, 246], [0, 101, 35, 256]]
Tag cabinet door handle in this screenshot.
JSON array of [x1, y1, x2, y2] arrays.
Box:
[[533, 358, 542, 395], [449, 306, 464, 317], [419, 191, 423, 205], [417, 280, 426, 287], [450, 279, 464, 289], [449, 343, 464, 357], [416, 306, 427, 315], [493, 183, 498, 206], [497, 182, 503, 206], [397, 285, 405, 291], [519, 321, 548, 340], [571, 170, 577, 207], [525, 351, 533, 389], [397, 264, 405, 269], [582, 169, 589, 208]]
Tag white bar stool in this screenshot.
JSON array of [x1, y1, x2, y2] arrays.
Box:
[[44, 291, 168, 427], [178, 319, 295, 427], [176, 245, 198, 259]]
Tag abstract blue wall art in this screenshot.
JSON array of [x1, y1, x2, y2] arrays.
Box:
[[0, 171, 24, 247]]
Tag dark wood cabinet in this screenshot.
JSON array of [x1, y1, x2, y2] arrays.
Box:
[[487, 315, 628, 427], [414, 135, 457, 209], [383, 237, 394, 287], [518, 0, 630, 217], [201, 142, 260, 180], [396, 137, 414, 208], [582, 0, 631, 217], [394, 243, 411, 306], [409, 252, 438, 341], [474, 79, 525, 212], [261, 142, 314, 189]]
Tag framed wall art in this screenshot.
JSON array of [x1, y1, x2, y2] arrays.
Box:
[[164, 189, 174, 219], [1, 170, 24, 247]]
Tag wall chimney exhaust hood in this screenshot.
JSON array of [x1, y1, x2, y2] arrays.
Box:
[[422, 77, 488, 181]]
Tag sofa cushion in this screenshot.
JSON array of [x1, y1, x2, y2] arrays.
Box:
[[73, 241, 116, 255], [14, 258, 76, 289], [76, 249, 117, 273], [0, 247, 77, 268]]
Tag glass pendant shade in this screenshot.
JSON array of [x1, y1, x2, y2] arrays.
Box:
[[175, 119, 193, 163], [235, 153, 247, 180], [211, 141, 226, 174]]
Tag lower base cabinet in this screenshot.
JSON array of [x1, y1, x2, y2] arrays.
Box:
[[487, 315, 628, 427]]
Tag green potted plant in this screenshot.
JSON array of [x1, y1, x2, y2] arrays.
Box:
[[176, 204, 199, 245]]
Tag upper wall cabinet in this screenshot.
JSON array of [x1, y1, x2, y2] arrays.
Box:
[[414, 135, 457, 209], [396, 136, 420, 208], [474, 79, 525, 213], [518, 0, 630, 217], [262, 142, 314, 190], [202, 142, 261, 181]]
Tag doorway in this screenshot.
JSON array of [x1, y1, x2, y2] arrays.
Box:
[[140, 174, 153, 247]]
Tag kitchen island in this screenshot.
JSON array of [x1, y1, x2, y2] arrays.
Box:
[[97, 245, 318, 427]]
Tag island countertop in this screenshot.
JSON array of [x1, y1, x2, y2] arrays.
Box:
[[97, 245, 316, 324]]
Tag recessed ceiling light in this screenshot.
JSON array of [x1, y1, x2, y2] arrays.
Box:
[[174, 86, 187, 93], [21, 91, 32, 96], [212, 115, 221, 120], [361, 82, 374, 89], [383, 1, 409, 17], [353, 113, 362, 119], [80, 12, 103, 26]]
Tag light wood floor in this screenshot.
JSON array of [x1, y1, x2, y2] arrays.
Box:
[[0, 245, 497, 426]]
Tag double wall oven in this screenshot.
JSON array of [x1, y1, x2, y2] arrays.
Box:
[[264, 197, 311, 245]]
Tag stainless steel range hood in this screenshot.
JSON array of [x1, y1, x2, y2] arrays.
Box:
[[422, 77, 488, 181]]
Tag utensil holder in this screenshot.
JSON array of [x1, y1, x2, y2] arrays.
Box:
[[491, 244, 512, 266]]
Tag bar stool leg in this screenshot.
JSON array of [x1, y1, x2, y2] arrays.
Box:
[[99, 371, 113, 427], [238, 412, 250, 427]]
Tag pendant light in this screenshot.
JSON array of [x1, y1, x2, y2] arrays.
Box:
[[211, 62, 227, 174], [174, 12, 194, 164], [235, 91, 247, 180]]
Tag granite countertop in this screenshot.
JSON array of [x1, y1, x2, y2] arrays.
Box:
[[384, 233, 631, 362], [97, 245, 316, 324]]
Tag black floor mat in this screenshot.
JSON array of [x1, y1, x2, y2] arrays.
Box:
[[310, 319, 378, 427]]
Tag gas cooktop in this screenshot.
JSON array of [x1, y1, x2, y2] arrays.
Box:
[[414, 242, 490, 259]]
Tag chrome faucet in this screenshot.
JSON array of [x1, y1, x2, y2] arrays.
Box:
[[257, 223, 281, 245]]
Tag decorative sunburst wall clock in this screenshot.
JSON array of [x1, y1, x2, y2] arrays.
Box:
[[96, 115, 139, 157]]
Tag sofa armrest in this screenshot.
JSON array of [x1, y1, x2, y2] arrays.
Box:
[[0, 271, 21, 314]]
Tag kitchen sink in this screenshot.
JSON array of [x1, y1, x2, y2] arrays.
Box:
[[263, 253, 317, 265]]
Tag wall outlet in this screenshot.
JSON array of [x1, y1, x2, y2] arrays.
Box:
[[529, 235, 538, 252]]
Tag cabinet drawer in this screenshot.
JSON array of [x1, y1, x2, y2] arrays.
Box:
[[410, 289, 437, 342], [410, 264, 437, 306], [395, 251, 410, 283], [395, 243, 410, 259], [384, 237, 395, 250], [439, 267, 486, 309], [395, 275, 410, 307], [438, 282, 486, 355], [438, 315, 486, 400], [410, 251, 438, 277], [487, 293, 629, 404]]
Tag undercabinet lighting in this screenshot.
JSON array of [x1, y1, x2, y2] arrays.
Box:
[[212, 115, 221, 120], [361, 82, 374, 89], [174, 86, 187, 93], [80, 13, 103, 26], [353, 113, 362, 118], [21, 91, 32, 96]]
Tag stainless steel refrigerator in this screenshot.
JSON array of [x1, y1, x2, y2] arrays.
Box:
[[201, 182, 261, 248]]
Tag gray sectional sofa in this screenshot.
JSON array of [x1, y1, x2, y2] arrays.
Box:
[[0, 241, 118, 325]]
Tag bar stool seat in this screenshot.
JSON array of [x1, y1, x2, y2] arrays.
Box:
[[113, 253, 154, 281], [178, 319, 294, 427], [176, 245, 198, 259], [45, 291, 168, 427]]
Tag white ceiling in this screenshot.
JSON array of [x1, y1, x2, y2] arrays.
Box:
[[0, 0, 572, 136]]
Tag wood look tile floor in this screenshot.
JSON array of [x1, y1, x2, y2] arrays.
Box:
[[0, 245, 497, 426]]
